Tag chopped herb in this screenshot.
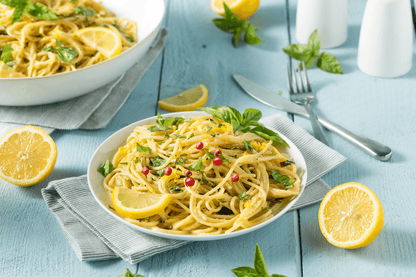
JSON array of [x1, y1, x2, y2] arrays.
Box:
[[134, 157, 139, 163], [243, 141, 254, 152], [185, 118, 193, 122], [148, 124, 171, 132], [125, 36, 134, 43], [262, 206, 271, 211], [218, 198, 225, 202], [271, 169, 295, 189], [73, 6, 96, 17], [188, 156, 205, 171], [237, 191, 250, 201], [280, 160, 293, 167], [0, 43, 15, 67], [175, 157, 186, 165], [269, 152, 276, 156], [99, 23, 109, 28], [55, 40, 78, 63], [206, 126, 213, 132], [119, 162, 127, 165], [187, 133, 195, 139], [136, 143, 151, 154], [201, 172, 216, 187], [151, 157, 165, 167], [149, 115, 184, 132], [157, 141, 164, 145], [108, 205, 116, 211], [174, 134, 186, 139], [168, 184, 182, 193], [164, 132, 170, 138], [218, 123, 223, 128], [207, 151, 229, 164], [97, 159, 114, 177], [112, 23, 122, 32], [70, 0, 78, 2], [157, 168, 165, 177], [41, 46, 54, 52]]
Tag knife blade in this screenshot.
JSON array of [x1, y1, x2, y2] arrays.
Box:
[[233, 73, 392, 161]]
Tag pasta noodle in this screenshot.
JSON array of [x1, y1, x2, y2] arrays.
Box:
[[0, 0, 137, 77], [103, 115, 302, 236]]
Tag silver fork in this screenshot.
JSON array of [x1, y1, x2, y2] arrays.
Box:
[[287, 62, 329, 146]]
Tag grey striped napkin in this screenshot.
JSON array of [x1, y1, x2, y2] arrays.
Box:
[[41, 114, 346, 264], [0, 28, 168, 131]]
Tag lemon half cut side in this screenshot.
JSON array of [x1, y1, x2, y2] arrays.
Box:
[[318, 182, 384, 249]]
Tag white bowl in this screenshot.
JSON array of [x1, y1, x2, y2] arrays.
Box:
[[87, 111, 308, 241], [0, 0, 165, 106]]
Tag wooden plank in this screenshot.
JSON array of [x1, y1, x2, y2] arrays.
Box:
[[139, 0, 302, 276], [287, 0, 416, 275], [0, 53, 163, 276]]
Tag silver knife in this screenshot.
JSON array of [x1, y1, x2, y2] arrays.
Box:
[[233, 73, 392, 161]]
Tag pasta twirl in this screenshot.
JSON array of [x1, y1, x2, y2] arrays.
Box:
[[103, 116, 302, 235]]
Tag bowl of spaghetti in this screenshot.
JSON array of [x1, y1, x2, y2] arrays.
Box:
[[88, 109, 308, 241], [0, 0, 165, 106]]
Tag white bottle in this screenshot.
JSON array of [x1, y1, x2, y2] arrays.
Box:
[[296, 0, 348, 49], [357, 0, 413, 78]]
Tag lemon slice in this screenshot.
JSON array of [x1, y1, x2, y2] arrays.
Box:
[[210, 0, 260, 20], [158, 84, 208, 112], [0, 62, 25, 78], [319, 182, 384, 249], [0, 126, 57, 187], [112, 187, 172, 218], [76, 27, 122, 58]]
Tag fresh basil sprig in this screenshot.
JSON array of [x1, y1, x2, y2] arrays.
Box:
[[283, 29, 343, 74], [271, 169, 294, 189], [117, 268, 144, 277], [97, 159, 114, 177], [232, 244, 286, 277], [136, 143, 151, 154], [0, 43, 16, 66], [199, 106, 288, 147], [0, 0, 59, 25], [148, 113, 184, 132], [213, 3, 262, 48]]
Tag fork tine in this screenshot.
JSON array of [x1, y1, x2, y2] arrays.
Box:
[[297, 63, 306, 93], [287, 64, 294, 95], [291, 62, 300, 94], [302, 61, 312, 92]]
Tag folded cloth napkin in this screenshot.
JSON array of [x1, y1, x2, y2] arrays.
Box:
[[41, 114, 346, 264], [0, 28, 168, 131]]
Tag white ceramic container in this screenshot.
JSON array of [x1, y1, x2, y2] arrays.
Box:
[[0, 0, 165, 106], [87, 111, 308, 241], [296, 0, 348, 49], [358, 0, 413, 78]]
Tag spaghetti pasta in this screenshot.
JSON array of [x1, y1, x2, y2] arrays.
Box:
[[0, 0, 137, 77], [102, 115, 302, 236]]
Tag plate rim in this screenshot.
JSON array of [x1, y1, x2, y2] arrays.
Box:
[[87, 111, 308, 241]]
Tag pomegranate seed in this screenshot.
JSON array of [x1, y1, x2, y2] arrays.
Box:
[[184, 169, 192, 177], [196, 141, 204, 150], [213, 157, 223, 166], [164, 167, 172, 176], [214, 148, 222, 156], [231, 173, 239, 182], [141, 167, 149, 175], [185, 177, 195, 187]]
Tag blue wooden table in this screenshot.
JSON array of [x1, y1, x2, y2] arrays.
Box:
[[1, 0, 416, 276]]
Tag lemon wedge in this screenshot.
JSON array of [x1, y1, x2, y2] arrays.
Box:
[[0, 125, 57, 186], [210, 0, 260, 20], [158, 84, 208, 112], [112, 187, 172, 218], [0, 62, 25, 78], [76, 27, 122, 58], [319, 182, 384, 249]]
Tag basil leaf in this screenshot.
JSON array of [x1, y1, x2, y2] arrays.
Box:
[[316, 52, 343, 74], [308, 29, 321, 58], [73, 6, 95, 17], [0, 43, 14, 65], [244, 23, 262, 45], [231, 266, 259, 277], [206, 126, 212, 132], [271, 275, 287, 277], [249, 126, 289, 147], [199, 106, 241, 125], [187, 133, 195, 139], [188, 157, 204, 171], [136, 143, 151, 154], [41, 46, 54, 52], [271, 169, 294, 189], [174, 157, 186, 165], [8, 0, 32, 24], [117, 268, 144, 277], [237, 192, 250, 201], [55, 40, 78, 63], [168, 184, 182, 193], [213, 18, 240, 33], [97, 159, 114, 177], [243, 141, 254, 152], [241, 108, 262, 126], [174, 134, 186, 139], [28, 2, 59, 20], [150, 157, 165, 167], [280, 160, 293, 167], [125, 36, 134, 43], [254, 244, 269, 276], [148, 124, 171, 132], [156, 168, 165, 177]]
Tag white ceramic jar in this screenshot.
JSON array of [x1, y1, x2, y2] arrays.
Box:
[[296, 0, 348, 49], [357, 0, 413, 78]]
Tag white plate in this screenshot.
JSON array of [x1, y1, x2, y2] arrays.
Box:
[[87, 111, 307, 241], [0, 0, 165, 106]]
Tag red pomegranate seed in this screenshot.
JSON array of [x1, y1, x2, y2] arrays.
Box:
[[213, 156, 223, 166], [231, 173, 239, 182], [141, 167, 149, 175], [164, 167, 172, 176], [196, 141, 204, 150], [185, 177, 195, 187], [214, 148, 221, 156], [184, 169, 192, 177]]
